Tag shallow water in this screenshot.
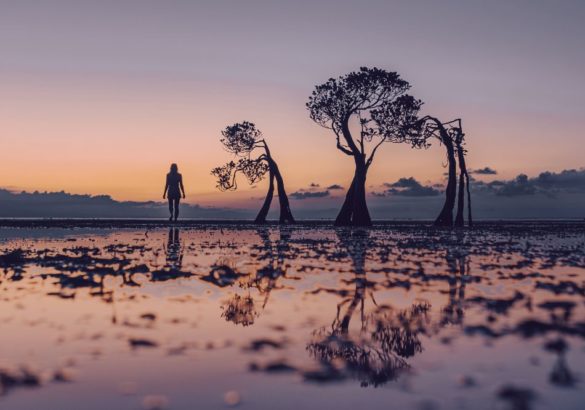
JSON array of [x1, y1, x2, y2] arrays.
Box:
[[0, 223, 584, 409]]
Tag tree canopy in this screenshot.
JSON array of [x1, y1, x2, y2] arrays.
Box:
[[211, 121, 295, 224], [211, 122, 270, 191], [306, 67, 424, 165]]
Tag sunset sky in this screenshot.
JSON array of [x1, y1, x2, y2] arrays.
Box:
[[1, 0, 584, 209]]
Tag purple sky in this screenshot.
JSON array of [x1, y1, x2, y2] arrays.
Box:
[[1, 0, 584, 215]]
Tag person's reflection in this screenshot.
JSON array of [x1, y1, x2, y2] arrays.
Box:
[[164, 227, 183, 270]]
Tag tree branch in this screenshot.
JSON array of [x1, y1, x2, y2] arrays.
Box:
[[366, 136, 387, 166], [336, 140, 354, 156], [341, 115, 360, 156]]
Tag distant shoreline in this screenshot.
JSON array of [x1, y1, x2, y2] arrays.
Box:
[[0, 218, 583, 230]]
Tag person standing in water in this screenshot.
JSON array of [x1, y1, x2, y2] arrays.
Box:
[[163, 163, 186, 221]]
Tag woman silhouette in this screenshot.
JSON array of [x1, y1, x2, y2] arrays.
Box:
[[163, 163, 185, 221]]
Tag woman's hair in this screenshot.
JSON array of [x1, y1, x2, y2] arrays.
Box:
[[170, 163, 178, 174]]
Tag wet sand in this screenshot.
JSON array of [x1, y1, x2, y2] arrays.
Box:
[[0, 221, 584, 409]]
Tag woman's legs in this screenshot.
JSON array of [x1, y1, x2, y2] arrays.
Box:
[[168, 197, 181, 221], [168, 198, 174, 220], [174, 198, 180, 220], [173, 198, 180, 221]]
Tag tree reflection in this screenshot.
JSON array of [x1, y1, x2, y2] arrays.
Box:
[[219, 227, 291, 326], [249, 227, 290, 309], [307, 229, 430, 387], [441, 246, 469, 326], [221, 294, 258, 327]]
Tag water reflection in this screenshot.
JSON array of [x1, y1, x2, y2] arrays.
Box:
[[441, 247, 468, 326], [218, 228, 291, 326], [546, 338, 577, 388], [249, 227, 290, 309], [164, 227, 183, 270], [306, 229, 430, 386], [0, 223, 584, 408]]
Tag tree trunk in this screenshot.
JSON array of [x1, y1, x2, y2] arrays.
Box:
[[334, 158, 371, 227], [258, 141, 294, 224], [454, 143, 466, 227], [351, 158, 372, 226], [434, 125, 457, 227], [254, 171, 274, 224], [337, 229, 368, 333], [455, 137, 471, 227], [339, 272, 365, 334], [334, 176, 356, 226], [465, 169, 473, 227], [270, 160, 295, 224]]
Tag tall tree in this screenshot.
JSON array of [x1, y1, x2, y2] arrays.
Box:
[[307, 67, 422, 226], [211, 122, 295, 224]]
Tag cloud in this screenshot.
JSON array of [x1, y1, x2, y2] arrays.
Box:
[[533, 169, 585, 192], [472, 168, 585, 197], [290, 190, 330, 200], [0, 189, 251, 219], [366, 168, 585, 220], [326, 184, 344, 190], [472, 167, 498, 175], [3, 168, 584, 220], [372, 191, 388, 198], [376, 177, 441, 197], [495, 174, 536, 197], [290, 182, 343, 200]]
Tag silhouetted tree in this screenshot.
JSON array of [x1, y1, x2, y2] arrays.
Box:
[[452, 122, 472, 227], [211, 122, 295, 224], [307, 67, 423, 226], [420, 117, 472, 227], [420, 117, 457, 227]]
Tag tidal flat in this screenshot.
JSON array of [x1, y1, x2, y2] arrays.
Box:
[[0, 222, 584, 409]]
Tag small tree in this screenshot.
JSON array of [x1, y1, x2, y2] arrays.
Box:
[[452, 122, 472, 227], [307, 67, 422, 226], [211, 122, 295, 224], [420, 117, 472, 227]]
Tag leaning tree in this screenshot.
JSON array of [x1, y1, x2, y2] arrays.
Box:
[[419, 117, 472, 227], [452, 122, 472, 227], [211, 122, 295, 224], [307, 67, 423, 226]]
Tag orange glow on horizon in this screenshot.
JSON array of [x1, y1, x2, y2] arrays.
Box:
[[2, 76, 583, 205]]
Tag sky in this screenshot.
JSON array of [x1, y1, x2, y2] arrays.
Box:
[[1, 0, 584, 216]]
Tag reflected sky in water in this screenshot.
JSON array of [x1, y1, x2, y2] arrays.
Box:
[[0, 223, 584, 409]]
